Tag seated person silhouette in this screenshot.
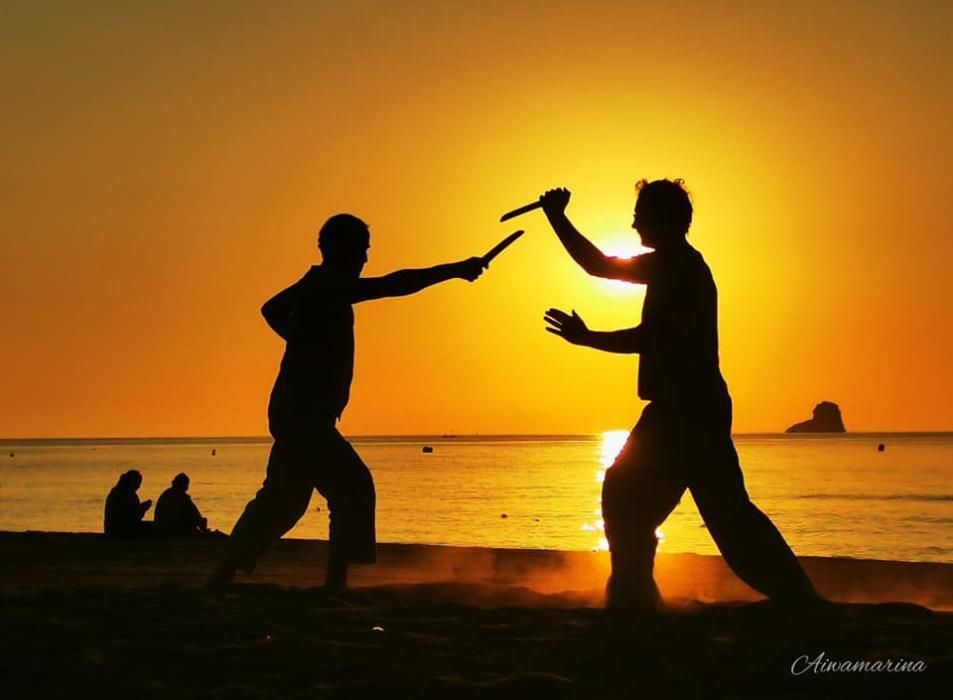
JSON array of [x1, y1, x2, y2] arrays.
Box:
[[155, 473, 209, 535], [208, 214, 486, 589], [539, 182, 818, 612], [104, 469, 153, 537]]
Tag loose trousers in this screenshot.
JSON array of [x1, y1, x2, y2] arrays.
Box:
[[222, 426, 376, 573], [601, 399, 816, 609]]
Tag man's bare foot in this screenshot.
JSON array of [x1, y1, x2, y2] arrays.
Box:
[[605, 575, 661, 616]]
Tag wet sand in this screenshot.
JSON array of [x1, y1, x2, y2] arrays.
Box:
[[2, 531, 951, 697]]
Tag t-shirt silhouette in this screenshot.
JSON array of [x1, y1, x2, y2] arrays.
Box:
[[268, 266, 355, 434]]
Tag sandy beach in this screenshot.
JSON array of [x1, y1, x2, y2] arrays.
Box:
[[2, 531, 951, 697]]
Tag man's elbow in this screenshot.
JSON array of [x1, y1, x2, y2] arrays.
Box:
[[261, 302, 286, 328], [262, 314, 290, 340], [269, 325, 291, 341]]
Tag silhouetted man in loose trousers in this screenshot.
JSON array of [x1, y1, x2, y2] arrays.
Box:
[[208, 214, 485, 589], [540, 182, 818, 612]]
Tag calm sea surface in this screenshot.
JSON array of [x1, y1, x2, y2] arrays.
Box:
[[1, 433, 951, 563]]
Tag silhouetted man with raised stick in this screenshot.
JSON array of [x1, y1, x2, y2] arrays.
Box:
[[208, 214, 486, 590], [539, 182, 818, 612]]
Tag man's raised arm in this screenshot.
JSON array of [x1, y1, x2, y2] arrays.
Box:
[[540, 188, 653, 284], [351, 257, 484, 303]]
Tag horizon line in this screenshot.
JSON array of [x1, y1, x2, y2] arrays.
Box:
[[3, 430, 953, 444]]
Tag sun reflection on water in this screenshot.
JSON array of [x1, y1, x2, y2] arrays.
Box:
[[582, 430, 628, 551], [585, 429, 664, 551]]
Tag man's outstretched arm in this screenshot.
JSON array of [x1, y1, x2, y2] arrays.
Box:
[[543, 308, 645, 354], [539, 188, 652, 284], [351, 257, 484, 302]]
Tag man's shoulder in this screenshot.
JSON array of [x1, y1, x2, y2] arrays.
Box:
[[674, 245, 711, 272], [649, 245, 714, 286], [301, 266, 354, 304]]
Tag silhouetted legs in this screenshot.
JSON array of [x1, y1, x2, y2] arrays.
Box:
[[602, 404, 686, 612], [218, 441, 314, 575], [602, 462, 684, 612], [210, 427, 376, 589], [601, 402, 816, 612], [314, 432, 377, 586], [690, 435, 816, 601]]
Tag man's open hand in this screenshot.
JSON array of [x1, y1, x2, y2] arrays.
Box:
[[544, 308, 589, 345]]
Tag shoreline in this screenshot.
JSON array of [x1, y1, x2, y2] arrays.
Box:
[[3, 430, 953, 444], [3, 530, 951, 610]]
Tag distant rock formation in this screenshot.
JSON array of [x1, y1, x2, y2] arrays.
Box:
[[786, 401, 846, 433]]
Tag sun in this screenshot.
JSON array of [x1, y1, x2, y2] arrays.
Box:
[[595, 234, 650, 296]]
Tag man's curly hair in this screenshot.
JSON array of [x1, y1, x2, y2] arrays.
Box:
[[635, 179, 693, 238]]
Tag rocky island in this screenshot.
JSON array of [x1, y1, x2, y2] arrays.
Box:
[[786, 401, 846, 433]]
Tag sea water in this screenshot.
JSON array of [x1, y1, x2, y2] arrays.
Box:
[[1, 433, 950, 563]]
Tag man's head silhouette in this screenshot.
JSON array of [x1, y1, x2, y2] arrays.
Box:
[[318, 214, 370, 277], [632, 179, 693, 250]]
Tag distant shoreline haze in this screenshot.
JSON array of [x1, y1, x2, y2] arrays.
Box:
[[3, 432, 953, 446]]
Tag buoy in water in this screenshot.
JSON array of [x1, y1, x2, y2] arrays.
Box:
[[877, 443, 886, 452], [211, 448, 217, 456]]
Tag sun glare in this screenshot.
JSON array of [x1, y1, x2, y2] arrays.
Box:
[[599, 429, 629, 469], [596, 235, 650, 296], [585, 429, 665, 552], [583, 430, 630, 551]]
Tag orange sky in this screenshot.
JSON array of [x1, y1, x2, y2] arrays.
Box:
[[2, 0, 951, 437]]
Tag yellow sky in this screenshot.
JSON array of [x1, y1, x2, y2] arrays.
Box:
[[2, 0, 951, 437]]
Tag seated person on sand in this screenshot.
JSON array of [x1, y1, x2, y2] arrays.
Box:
[[154, 472, 209, 536], [104, 469, 153, 537]]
